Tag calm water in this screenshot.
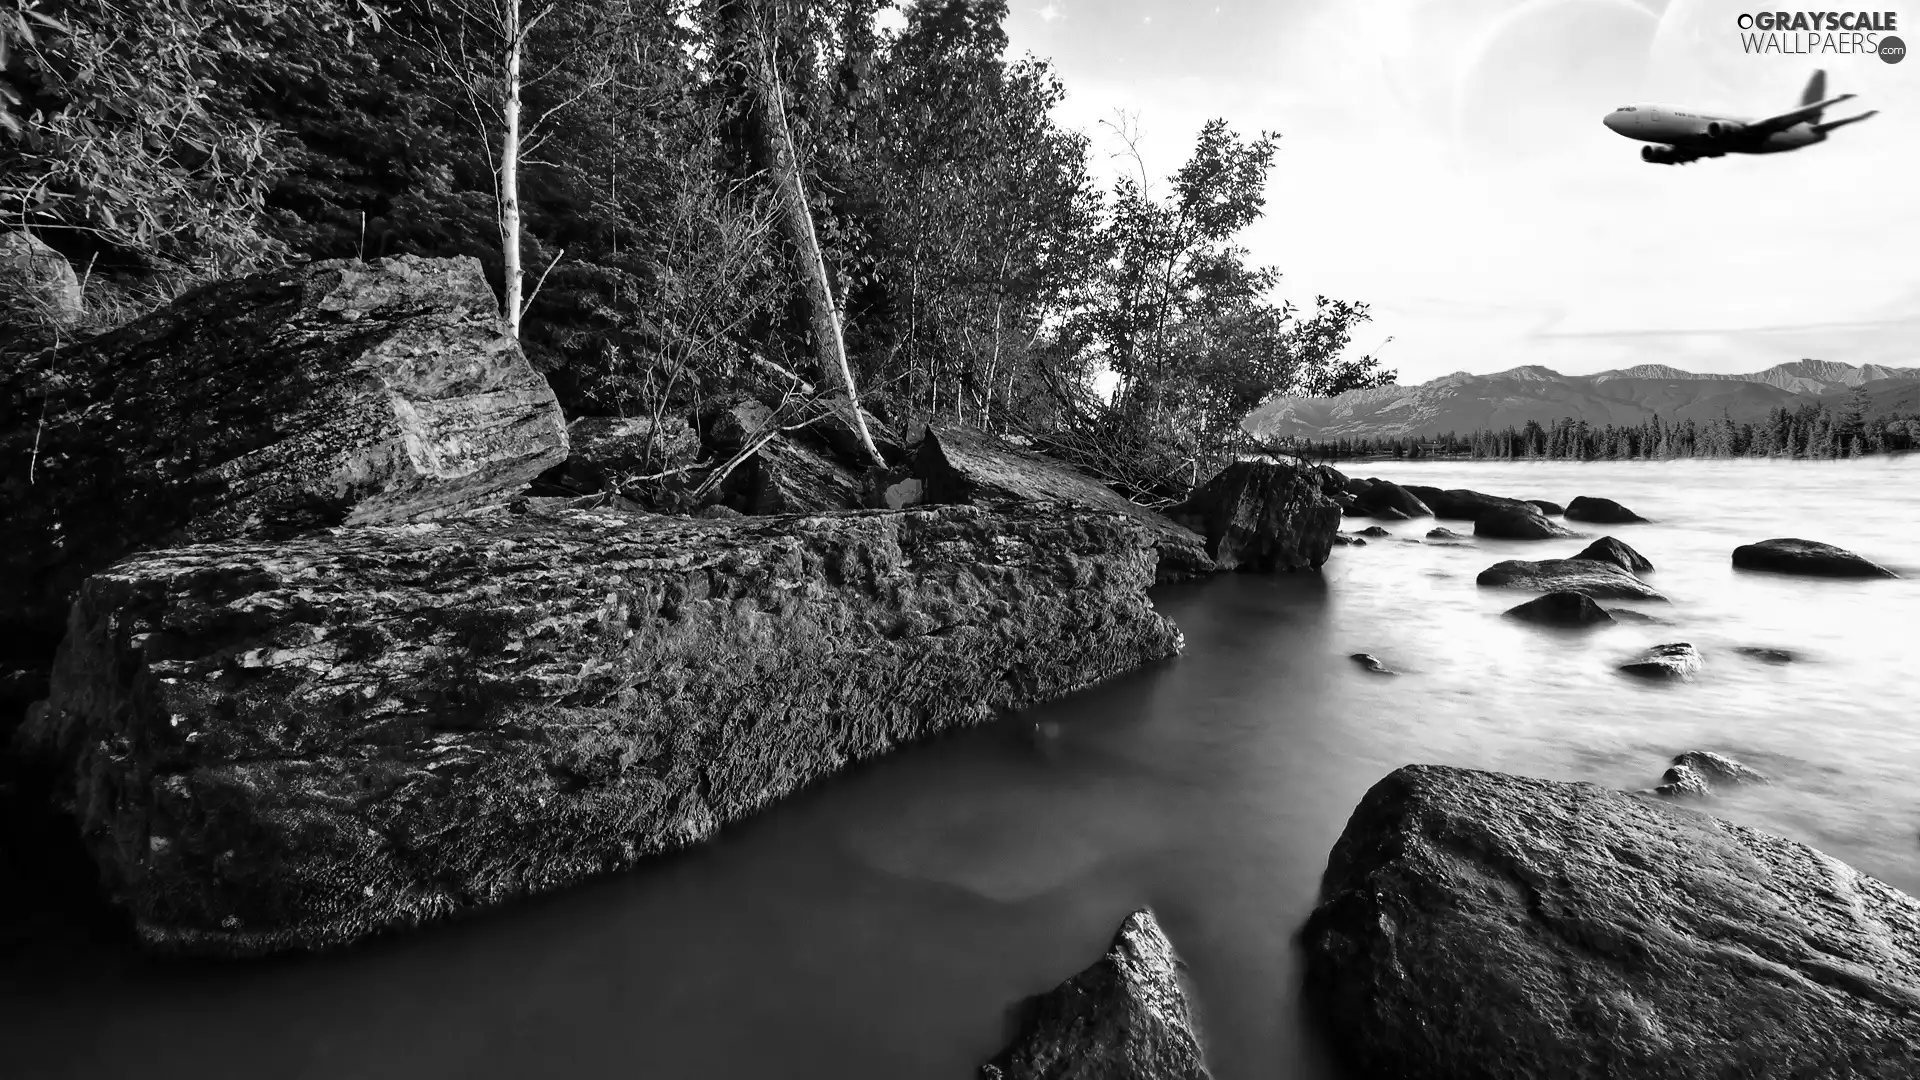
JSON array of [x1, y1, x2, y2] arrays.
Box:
[[5, 458, 1918, 1078]]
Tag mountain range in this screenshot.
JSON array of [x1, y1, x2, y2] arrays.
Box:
[[1242, 360, 1920, 443]]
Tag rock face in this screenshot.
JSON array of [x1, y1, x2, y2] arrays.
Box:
[[0, 230, 83, 321], [979, 909, 1212, 1080], [1477, 558, 1668, 601], [1733, 539, 1898, 579], [1565, 495, 1647, 524], [1302, 764, 1920, 1080], [1619, 642, 1703, 679], [1403, 486, 1533, 521], [917, 426, 1213, 582], [555, 415, 699, 493], [1576, 536, 1654, 575], [1473, 508, 1581, 541], [1169, 461, 1340, 574], [1503, 591, 1614, 628], [1353, 479, 1432, 519], [0, 255, 569, 704], [14, 502, 1181, 956]]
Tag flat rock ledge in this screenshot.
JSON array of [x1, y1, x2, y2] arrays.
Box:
[[1733, 538, 1898, 579], [1303, 765, 1920, 1079], [980, 909, 1212, 1080], [15, 503, 1182, 956]]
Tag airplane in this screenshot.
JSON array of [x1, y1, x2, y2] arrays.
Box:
[[1602, 70, 1877, 164]]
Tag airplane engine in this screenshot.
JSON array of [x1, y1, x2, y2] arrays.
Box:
[[1641, 145, 1658, 162], [1706, 121, 1723, 139], [1640, 145, 1691, 165]]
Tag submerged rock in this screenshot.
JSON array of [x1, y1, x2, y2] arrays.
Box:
[[1333, 533, 1367, 547], [1350, 653, 1396, 675], [979, 909, 1212, 1080], [1669, 750, 1769, 788], [1575, 536, 1654, 575], [1565, 495, 1648, 524], [14, 503, 1182, 956], [1357, 526, 1391, 538], [917, 425, 1213, 582], [1477, 558, 1667, 601], [1734, 646, 1798, 664], [1169, 460, 1341, 574], [1651, 763, 1712, 798], [1619, 642, 1703, 680], [1302, 764, 1920, 1080], [1425, 527, 1467, 541], [1503, 591, 1614, 628], [1733, 538, 1898, 579], [0, 255, 569, 707], [1473, 507, 1581, 540]]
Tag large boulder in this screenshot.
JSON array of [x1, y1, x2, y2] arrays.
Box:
[[979, 909, 1212, 1080], [1477, 558, 1668, 601], [1353, 478, 1432, 519], [1503, 591, 1614, 627], [1564, 495, 1648, 524], [1575, 536, 1653, 574], [1170, 461, 1342, 573], [0, 255, 569, 713], [1403, 486, 1533, 521], [0, 230, 83, 323], [1473, 507, 1581, 540], [916, 426, 1213, 582], [1732, 538, 1898, 579], [1303, 764, 1920, 1080], [13, 502, 1181, 956], [733, 434, 866, 514]]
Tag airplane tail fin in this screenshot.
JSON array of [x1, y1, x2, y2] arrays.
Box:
[[1802, 69, 1827, 106], [1816, 109, 1877, 133]]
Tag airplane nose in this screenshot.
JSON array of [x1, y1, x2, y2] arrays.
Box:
[[1602, 110, 1621, 133]]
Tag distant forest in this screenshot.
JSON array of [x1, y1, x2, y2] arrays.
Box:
[[1293, 392, 1920, 462], [0, 0, 1394, 502]]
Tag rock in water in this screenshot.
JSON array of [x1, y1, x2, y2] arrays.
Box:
[[1525, 499, 1564, 517], [917, 425, 1213, 582], [1353, 479, 1432, 519], [1169, 461, 1341, 573], [1350, 653, 1396, 675], [1619, 642, 1703, 679], [1477, 558, 1668, 601], [14, 503, 1182, 956], [0, 255, 568, 702], [1333, 533, 1366, 547], [1575, 536, 1654, 574], [1473, 507, 1581, 540], [1734, 646, 1798, 664], [1651, 762, 1713, 798], [1503, 591, 1615, 627], [979, 909, 1212, 1080], [1302, 764, 1920, 1079], [1357, 526, 1391, 538], [1402, 486, 1534, 521], [1425, 527, 1467, 541], [1670, 750, 1769, 787], [1733, 538, 1898, 579], [1565, 495, 1648, 524]]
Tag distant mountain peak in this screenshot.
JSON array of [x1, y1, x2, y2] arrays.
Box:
[[1497, 365, 1563, 380]]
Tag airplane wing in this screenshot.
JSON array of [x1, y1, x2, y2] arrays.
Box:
[[1744, 93, 1857, 136]]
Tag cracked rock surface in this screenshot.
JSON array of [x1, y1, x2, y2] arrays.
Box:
[[1303, 765, 1920, 1079], [15, 502, 1180, 956]]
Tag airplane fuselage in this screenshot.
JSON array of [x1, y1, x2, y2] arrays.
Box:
[[1602, 105, 1826, 153]]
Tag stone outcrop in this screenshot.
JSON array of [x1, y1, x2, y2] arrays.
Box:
[[0, 230, 82, 322], [14, 502, 1181, 956], [917, 425, 1213, 582], [1565, 495, 1648, 524], [1503, 591, 1614, 627], [980, 909, 1212, 1080], [1619, 642, 1703, 680], [1302, 764, 1920, 1080], [1473, 507, 1581, 541], [1169, 460, 1340, 574], [1733, 539, 1898, 579], [1576, 536, 1654, 575], [1402, 486, 1533, 521], [0, 255, 569, 710], [1477, 557, 1668, 601]]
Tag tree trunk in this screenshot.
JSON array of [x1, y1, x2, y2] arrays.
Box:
[[753, 35, 884, 468], [501, 0, 525, 337]]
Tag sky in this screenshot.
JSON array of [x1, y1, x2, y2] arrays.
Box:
[[963, 0, 1920, 386]]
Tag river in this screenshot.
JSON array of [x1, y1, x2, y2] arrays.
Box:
[[4, 457, 1917, 1078]]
